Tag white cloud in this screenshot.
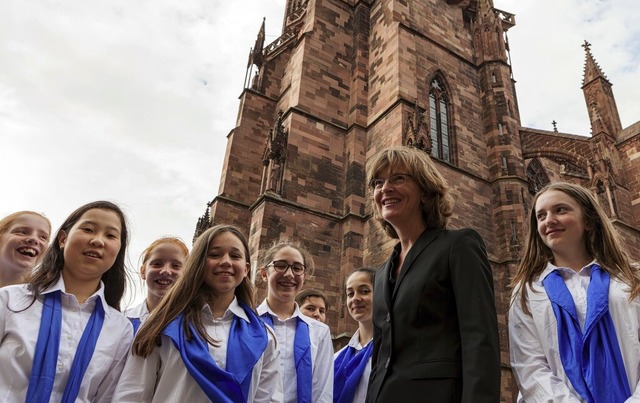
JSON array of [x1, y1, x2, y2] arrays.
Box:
[[1, 0, 636, 305], [496, 0, 640, 134], [1, 0, 285, 305]]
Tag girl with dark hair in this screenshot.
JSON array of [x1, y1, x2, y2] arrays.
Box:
[[0, 201, 133, 402], [334, 268, 375, 403], [0, 211, 51, 287], [295, 288, 328, 323], [114, 224, 281, 402], [125, 237, 189, 332], [509, 182, 640, 401], [257, 240, 334, 403]]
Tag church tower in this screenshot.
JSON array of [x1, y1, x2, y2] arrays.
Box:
[[196, 1, 640, 401]]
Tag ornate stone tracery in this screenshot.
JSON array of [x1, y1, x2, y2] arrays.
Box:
[[525, 158, 550, 195], [193, 203, 211, 242], [261, 111, 289, 194], [428, 76, 453, 163], [404, 99, 431, 154]]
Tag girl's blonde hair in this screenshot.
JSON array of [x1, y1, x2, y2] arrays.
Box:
[[511, 182, 640, 314], [133, 224, 254, 357]]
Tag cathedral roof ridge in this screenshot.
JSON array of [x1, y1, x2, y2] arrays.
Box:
[[618, 119, 640, 142], [520, 126, 590, 140]]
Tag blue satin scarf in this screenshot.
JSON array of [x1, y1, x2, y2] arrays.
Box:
[[163, 304, 268, 403], [334, 340, 373, 403], [543, 264, 631, 402], [128, 317, 141, 334], [261, 313, 313, 403], [26, 291, 105, 403]]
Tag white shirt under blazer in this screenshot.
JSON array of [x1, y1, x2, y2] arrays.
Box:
[[509, 261, 640, 402], [257, 300, 334, 403], [113, 297, 283, 402], [0, 277, 133, 402]]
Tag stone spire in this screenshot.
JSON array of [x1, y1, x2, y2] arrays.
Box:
[[581, 40, 622, 136], [581, 40, 608, 86]]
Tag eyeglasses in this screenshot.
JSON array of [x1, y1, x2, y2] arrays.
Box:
[[268, 259, 306, 275], [368, 174, 411, 190]]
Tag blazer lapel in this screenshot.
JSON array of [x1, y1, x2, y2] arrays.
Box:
[[392, 228, 441, 301], [379, 248, 396, 316]]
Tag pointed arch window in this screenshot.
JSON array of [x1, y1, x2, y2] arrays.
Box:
[[428, 78, 452, 163], [526, 158, 550, 195]]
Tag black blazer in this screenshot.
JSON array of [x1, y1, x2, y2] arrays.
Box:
[[366, 228, 501, 402]]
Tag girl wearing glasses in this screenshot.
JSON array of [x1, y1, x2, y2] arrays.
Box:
[[113, 224, 282, 402], [365, 146, 500, 402], [258, 240, 334, 403]]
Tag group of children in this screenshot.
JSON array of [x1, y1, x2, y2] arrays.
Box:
[[1, 179, 638, 402], [0, 202, 375, 402]]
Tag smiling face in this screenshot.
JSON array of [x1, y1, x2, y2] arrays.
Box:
[[203, 231, 249, 301], [141, 242, 186, 305], [260, 246, 306, 305], [299, 296, 326, 323], [58, 208, 122, 285], [535, 189, 591, 267], [0, 213, 51, 277], [346, 271, 373, 323], [372, 167, 426, 231]]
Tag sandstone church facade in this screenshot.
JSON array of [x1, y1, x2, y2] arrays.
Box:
[[194, 0, 640, 400]]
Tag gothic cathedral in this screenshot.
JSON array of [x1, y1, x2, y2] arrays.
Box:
[[194, 0, 640, 400]]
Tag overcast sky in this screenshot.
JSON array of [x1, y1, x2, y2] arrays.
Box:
[[2, 0, 638, 305]]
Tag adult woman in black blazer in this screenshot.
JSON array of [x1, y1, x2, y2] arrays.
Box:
[[365, 146, 501, 402]]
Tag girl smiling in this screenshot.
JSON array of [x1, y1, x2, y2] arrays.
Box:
[[125, 237, 188, 332], [257, 240, 333, 403], [0, 211, 51, 287], [114, 224, 281, 402], [0, 201, 133, 402]]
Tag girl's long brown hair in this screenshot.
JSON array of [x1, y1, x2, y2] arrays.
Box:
[[133, 224, 255, 357], [511, 182, 640, 314]]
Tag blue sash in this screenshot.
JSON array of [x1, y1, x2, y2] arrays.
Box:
[[163, 304, 268, 403], [128, 317, 141, 334], [543, 264, 631, 402], [334, 341, 373, 403], [26, 291, 105, 403], [261, 313, 313, 403]]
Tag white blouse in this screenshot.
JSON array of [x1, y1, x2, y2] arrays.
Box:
[[113, 297, 282, 402], [0, 277, 133, 402], [509, 261, 640, 402], [257, 300, 334, 403], [124, 300, 150, 323]]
